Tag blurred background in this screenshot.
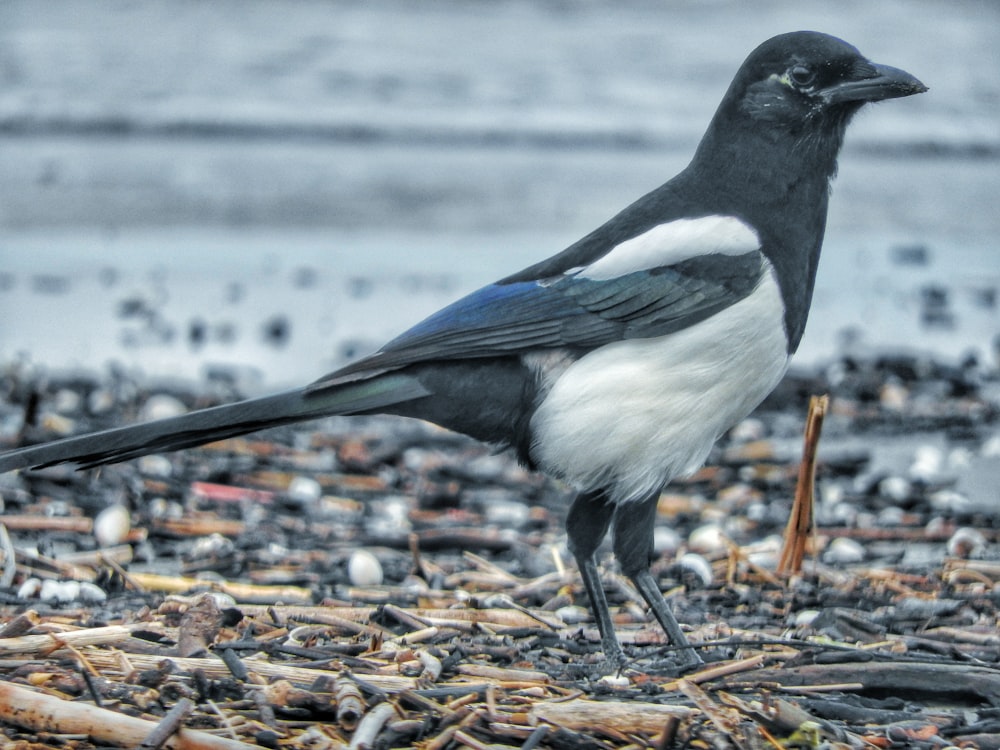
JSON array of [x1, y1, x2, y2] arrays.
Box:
[[1, 0, 998, 389]]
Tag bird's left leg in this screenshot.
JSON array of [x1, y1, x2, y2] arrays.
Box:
[[612, 494, 704, 667], [565, 489, 624, 667]]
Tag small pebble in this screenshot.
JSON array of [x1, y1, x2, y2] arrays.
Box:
[[54, 388, 82, 415], [948, 446, 974, 471], [653, 526, 681, 555], [190, 533, 235, 559], [17, 578, 42, 599], [87, 388, 116, 415], [880, 381, 909, 410], [909, 444, 944, 482], [40, 579, 80, 604], [555, 605, 591, 625], [137, 454, 173, 478], [287, 475, 322, 504], [141, 394, 188, 421], [687, 523, 727, 554], [598, 675, 630, 689], [947, 527, 987, 558], [676, 552, 713, 588], [825, 537, 865, 564], [929, 489, 973, 514], [819, 481, 845, 507], [879, 476, 911, 502], [744, 536, 782, 569], [203, 592, 238, 609], [78, 582, 108, 604], [792, 609, 821, 627], [877, 506, 906, 526], [484, 498, 531, 527], [729, 417, 766, 442], [348, 549, 384, 587], [148, 497, 184, 520], [40, 413, 75, 436], [981, 435, 1000, 458], [817, 503, 858, 526], [93, 504, 131, 547]]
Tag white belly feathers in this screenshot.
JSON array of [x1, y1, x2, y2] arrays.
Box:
[[529, 259, 789, 505]]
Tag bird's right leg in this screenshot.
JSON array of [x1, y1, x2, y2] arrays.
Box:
[[565, 489, 625, 667]]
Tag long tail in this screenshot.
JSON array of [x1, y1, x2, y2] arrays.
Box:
[[0, 373, 429, 472]]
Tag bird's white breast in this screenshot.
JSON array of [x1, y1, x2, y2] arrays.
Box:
[[529, 262, 789, 504]]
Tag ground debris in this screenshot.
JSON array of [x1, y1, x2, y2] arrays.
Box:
[[1, 353, 999, 747]]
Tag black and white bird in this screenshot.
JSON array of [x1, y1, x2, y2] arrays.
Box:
[[0, 32, 925, 668]]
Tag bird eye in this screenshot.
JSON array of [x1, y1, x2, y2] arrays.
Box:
[[789, 65, 816, 87]]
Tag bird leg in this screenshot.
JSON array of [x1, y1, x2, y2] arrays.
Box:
[[565, 489, 625, 666], [612, 495, 704, 667]]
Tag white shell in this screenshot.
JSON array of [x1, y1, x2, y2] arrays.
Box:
[[825, 537, 865, 564], [94, 505, 131, 548], [140, 394, 188, 421], [348, 549, 384, 587], [947, 527, 987, 559], [688, 524, 727, 555], [287, 476, 322, 503], [677, 552, 713, 588]]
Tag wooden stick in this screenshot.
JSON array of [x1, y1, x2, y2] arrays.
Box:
[[0, 515, 93, 532], [778, 394, 828, 576], [139, 697, 196, 750], [127, 572, 313, 603], [0, 624, 141, 656], [528, 698, 691, 734], [0, 681, 257, 749], [83, 650, 418, 693]]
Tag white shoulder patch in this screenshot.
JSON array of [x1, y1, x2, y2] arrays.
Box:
[[580, 215, 760, 281]]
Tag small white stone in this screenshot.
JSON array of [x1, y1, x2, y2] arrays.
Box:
[[555, 605, 591, 625], [688, 524, 727, 555], [140, 394, 188, 421], [484, 499, 530, 527], [677, 552, 713, 588], [909, 445, 944, 482], [877, 506, 906, 526], [729, 418, 766, 442], [879, 382, 909, 411], [78, 582, 108, 603], [287, 476, 322, 504], [190, 533, 235, 558], [348, 549, 384, 587], [54, 389, 82, 415], [929, 490, 973, 514], [981, 435, 1000, 458], [94, 505, 131, 548], [653, 526, 682, 555], [825, 537, 865, 565], [17, 578, 42, 599], [40, 413, 75, 436], [948, 447, 974, 471], [598, 674, 631, 689], [87, 388, 116, 415], [793, 609, 821, 627], [947, 527, 987, 559], [879, 476, 911, 502], [203, 591, 237, 609], [40, 579, 80, 603], [137, 454, 173, 478], [820, 481, 845, 507]]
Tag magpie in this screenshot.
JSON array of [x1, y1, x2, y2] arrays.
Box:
[[0, 32, 925, 669]]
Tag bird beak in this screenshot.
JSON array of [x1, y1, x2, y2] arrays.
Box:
[[821, 62, 927, 105]]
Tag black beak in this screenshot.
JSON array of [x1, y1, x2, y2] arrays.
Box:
[[822, 62, 927, 105]]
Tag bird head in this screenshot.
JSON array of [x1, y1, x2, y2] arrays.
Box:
[[692, 31, 926, 176], [732, 31, 927, 129]]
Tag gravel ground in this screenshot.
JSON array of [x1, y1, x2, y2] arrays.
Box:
[[1, 350, 999, 747]]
